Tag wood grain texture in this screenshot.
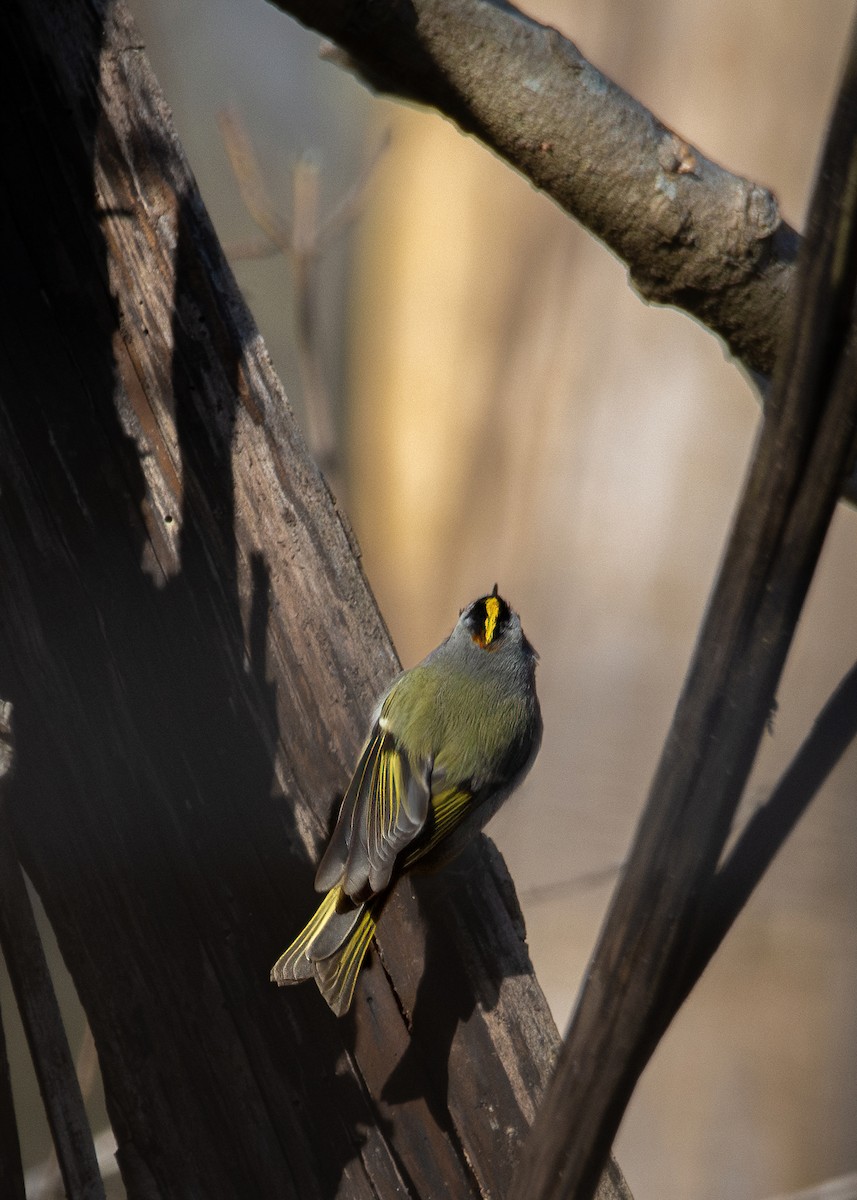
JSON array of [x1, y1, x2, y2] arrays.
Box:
[[0, 2, 628, 1196]]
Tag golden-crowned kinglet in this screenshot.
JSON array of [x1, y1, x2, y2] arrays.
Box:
[[271, 587, 542, 1015]]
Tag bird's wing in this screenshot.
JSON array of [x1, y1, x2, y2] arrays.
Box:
[[315, 711, 432, 901], [400, 784, 477, 872]]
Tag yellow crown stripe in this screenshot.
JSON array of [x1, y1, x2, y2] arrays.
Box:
[[484, 595, 500, 645]]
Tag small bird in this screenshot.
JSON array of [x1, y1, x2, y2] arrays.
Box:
[[271, 587, 542, 1016]]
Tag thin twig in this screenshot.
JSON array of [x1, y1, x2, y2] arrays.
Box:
[[218, 109, 388, 484], [763, 1173, 857, 1200], [518, 862, 623, 907], [217, 109, 292, 250], [318, 127, 390, 243]]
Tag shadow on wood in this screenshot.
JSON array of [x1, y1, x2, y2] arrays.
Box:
[[0, 2, 615, 1197]]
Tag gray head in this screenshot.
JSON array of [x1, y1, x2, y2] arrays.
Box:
[[437, 586, 538, 679]]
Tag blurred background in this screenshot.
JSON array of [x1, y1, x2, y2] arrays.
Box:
[[3, 1, 857, 1197]]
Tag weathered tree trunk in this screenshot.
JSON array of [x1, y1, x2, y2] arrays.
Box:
[[0, 2, 628, 1197]]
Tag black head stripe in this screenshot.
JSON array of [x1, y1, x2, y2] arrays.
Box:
[[467, 591, 511, 646]]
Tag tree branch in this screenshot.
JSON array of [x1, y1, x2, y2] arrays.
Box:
[[510, 12, 857, 1197], [0, 704, 105, 1200], [676, 656, 857, 1020], [0, 996, 24, 1200], [763, 1173, 857, 1200], [0, 704, 25, 1200], [269, 0, 798, 382], [0, 1, 631, 1196]]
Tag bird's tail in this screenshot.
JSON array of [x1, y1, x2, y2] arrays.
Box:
[[271, 886, 382, 1016]]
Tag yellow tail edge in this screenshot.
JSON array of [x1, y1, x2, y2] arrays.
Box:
[[314, 902, 380, 1016], [271, 885, 348, 985]]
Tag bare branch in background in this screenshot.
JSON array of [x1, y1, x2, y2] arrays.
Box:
[[273, 0, 798, 385], [28, 1024, 109, 1200], [218, 110, 388, 488], [317, 130, 390, 244], [763, 1173, 857, 1200], [26, 1129, 119, 1200], [518, 862, 623, 907], [675, 656, 857, 1022]]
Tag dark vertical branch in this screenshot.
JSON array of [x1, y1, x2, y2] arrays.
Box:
[[675, 657, 857, 1016], [0, 992, 25, 1200], [513, 18, 857, 1200], [0, 705, 105, 1200], [0, 704, 26, 1200]]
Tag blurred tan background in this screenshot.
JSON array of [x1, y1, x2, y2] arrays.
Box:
[[4, 1, 857, 1197]]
